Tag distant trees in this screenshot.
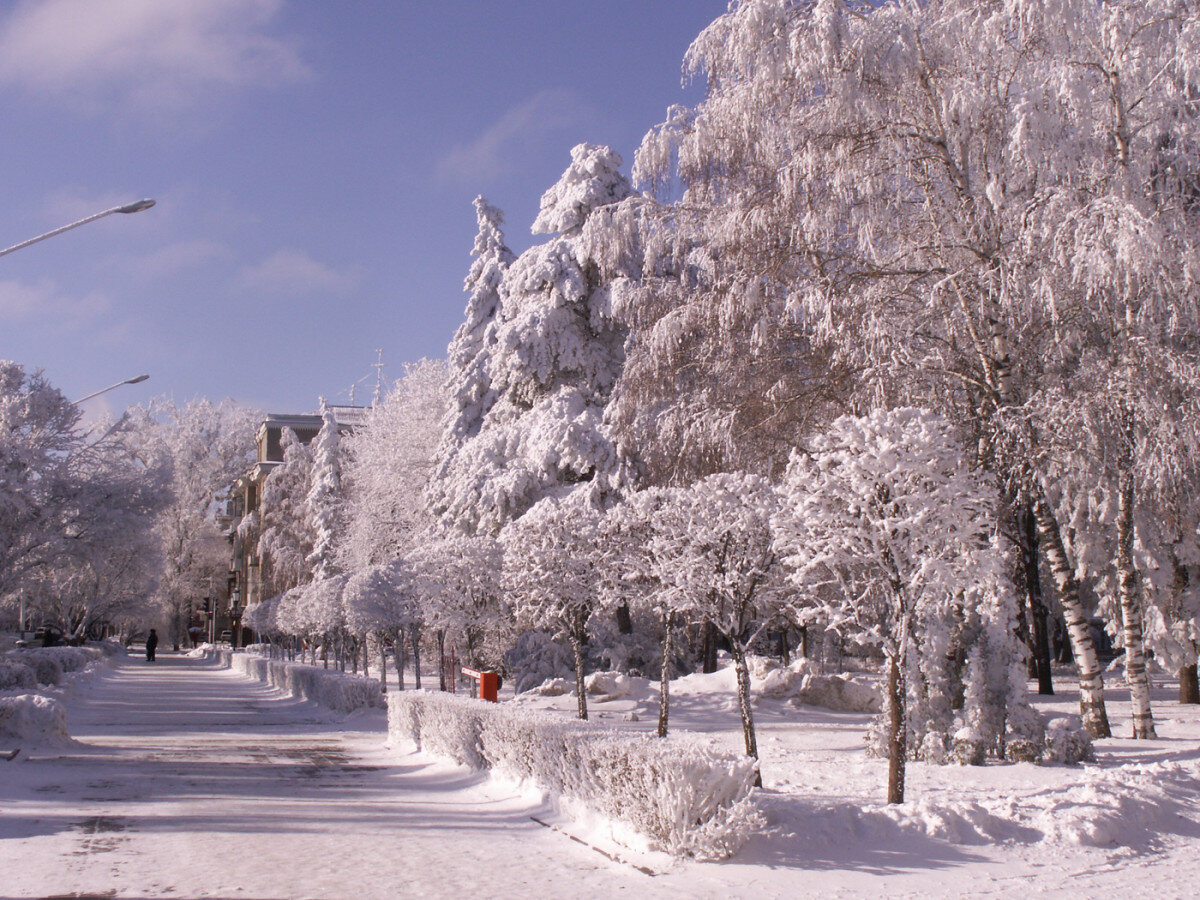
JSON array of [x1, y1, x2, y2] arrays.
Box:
[[0, 361, 174, 637]]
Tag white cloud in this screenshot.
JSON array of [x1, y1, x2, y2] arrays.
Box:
[[437, 90, 586, 183], [236, 249, 361, 298], [0, 0, 309, 110], [108, 239, 234, 282], [0, 278, 110, 325]]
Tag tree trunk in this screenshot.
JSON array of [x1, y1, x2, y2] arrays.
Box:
[[886, 651, 906, 805], [1116, 465, 1157, 739], [1033, 496, 1112, 738], [615, 602, 633, 636], [799, 625, 810, 659], [700, 620, 718, 674], [729, 643, 762, 787], [570, 630, 588, 721], [393, 628, 406, 691], [437, 629, 447, 692], [1020, 505, 1055, 695], [658, 612, 674, 738], [778, 627, 790, 666], [1180, 664, 1199, 704], [411, 627, 422, 689], [378, 636, 387, 692]]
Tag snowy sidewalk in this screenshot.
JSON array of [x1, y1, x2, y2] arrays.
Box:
[[0, 651, 657, 899]]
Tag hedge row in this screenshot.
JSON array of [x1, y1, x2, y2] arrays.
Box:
[[217, 649, 385, 713], [388, 690, 762, 859]]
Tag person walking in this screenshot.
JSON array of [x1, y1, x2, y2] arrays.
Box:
[[145, 628, 159, 663]]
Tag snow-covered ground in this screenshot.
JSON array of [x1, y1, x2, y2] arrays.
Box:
[[3, 649, 1200, 898]]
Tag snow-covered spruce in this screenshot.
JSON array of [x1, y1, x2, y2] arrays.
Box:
[[388, 690, 762, 860], [223, 650, 384, 713]]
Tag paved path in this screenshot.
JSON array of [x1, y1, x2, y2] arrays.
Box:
[[0, 652, 659, 899]]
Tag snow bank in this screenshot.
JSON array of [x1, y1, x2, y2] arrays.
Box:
[[388, 690, 762, 859], [221, 651, 384, 713], [753, 657, 882, 713], [0, 694, 72, 748]]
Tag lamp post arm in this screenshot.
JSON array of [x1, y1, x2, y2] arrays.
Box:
[[0, 199, 156, 260], [73, 374, 149, 405]]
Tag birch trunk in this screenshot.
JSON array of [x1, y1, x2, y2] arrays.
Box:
[[1034, 496, 1112, 738], [1117, 463, 1157, 738], [657, 612, 674, 738], [729, 643, 762, 786]]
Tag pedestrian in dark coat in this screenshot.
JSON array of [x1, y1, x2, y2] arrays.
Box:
[[146, 628, 158, 662]]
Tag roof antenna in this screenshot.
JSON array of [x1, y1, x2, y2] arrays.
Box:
[[372, 348, 385, 407]]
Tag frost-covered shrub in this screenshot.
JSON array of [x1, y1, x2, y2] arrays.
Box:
[[950, 728, 987, 766], [229, 653, 384, 713], [6, 646, 105, 680], [505, 631, 574, 694], [0, 661, 37, 691], [1042, 717, 1094, 765], [0, 694, 71, 746], [1004, 702, 1047, 763], [10, 653, 63, 686], [918, 732, 949, 764], [388, 691, 762, 859]]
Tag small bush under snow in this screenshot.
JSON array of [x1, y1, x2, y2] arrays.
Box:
[[0, 694, 72, 747], [584, 670, 635, 700], [388, 690, 762, 859], [222, 651, 384, 713], [0, 661, 37, 691], [3, 646, 110, 687]]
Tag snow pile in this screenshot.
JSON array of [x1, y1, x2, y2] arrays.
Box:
[[752, 658, 882, 713], [0, 694, 72, 748], [4, 646, 108, 686], [388, 690, 762, 859], [228, 652, 384, 713], [584, 670, 635, 700]]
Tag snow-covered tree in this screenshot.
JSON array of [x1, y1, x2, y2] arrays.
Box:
[[501, 485, 605, 719], [339, 359, 447, 571], [0, 361, 83, 599], [437, 197, 515, 453], [122, 397, 260, 645], [408, 530, 506, 684], [774, 408, 1028, 804], [257, 429, 315, 597], [635, 0, 1143, 736], [431, 144, 634, 535], [305, 403, 343, 581]]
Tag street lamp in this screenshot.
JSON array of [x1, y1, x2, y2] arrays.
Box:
[[73, 373, 149, 405], [0, 198, 156, 260]]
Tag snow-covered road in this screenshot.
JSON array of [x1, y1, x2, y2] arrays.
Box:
[[0, 652, 655, 899], [7, 652, 1200, 899]]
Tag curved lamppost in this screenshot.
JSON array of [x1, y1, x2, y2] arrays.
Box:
[[0, 198, 156, 260], [73, 373, 150, 405]]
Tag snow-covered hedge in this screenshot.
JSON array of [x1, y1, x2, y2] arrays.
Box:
[[0, 661, 37, 691], [0, 694, 72, 747], [388, 690, 762, 859], [3, 646, 108, 686], [223, 651, 384, 713]]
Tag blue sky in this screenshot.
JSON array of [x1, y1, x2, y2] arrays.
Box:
[[0, 0, 725, 420]]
